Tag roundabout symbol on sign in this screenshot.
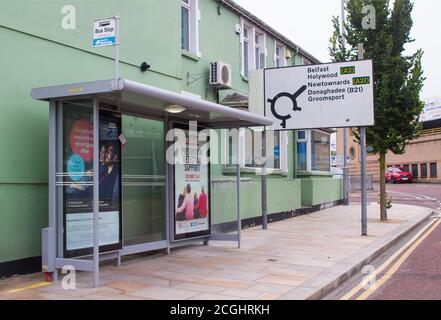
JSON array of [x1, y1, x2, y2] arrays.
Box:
[[267, 85, 307, 129]]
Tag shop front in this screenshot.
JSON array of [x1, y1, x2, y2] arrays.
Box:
[[32, 79, 272, 287]]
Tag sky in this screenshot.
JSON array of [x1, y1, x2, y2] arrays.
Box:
[[234, 0, 440, 101]]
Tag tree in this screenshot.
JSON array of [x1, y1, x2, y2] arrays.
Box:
[[329, 0, 425, 221]]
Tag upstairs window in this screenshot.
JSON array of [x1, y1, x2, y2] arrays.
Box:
[[243, 26, 250, 78], [181, 0, 200, 56], [254, 32, 265, 69], [275, 43, 286, 67], [241, 20, 266, 79], [181, 0, 190, 51]]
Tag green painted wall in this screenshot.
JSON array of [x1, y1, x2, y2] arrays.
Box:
[[0, 0, 342, 264], [300, 178, 344, 207], [0, 185, 48, 262], [211, 177, 301, 225]]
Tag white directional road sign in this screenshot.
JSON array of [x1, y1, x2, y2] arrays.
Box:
[[264, 60, 374, 131]]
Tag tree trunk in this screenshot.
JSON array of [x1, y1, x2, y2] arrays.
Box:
[[379, 152, 388, 221]]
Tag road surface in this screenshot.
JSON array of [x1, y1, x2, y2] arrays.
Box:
[[325, 183, 441, 300], [350, 183, 441, 210]]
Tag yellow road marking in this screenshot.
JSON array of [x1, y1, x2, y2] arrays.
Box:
[[341, 217, 439, 300], [357, 217, 441, 300], [8, 281, 51, 294]]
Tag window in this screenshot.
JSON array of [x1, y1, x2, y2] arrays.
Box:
[[243, 26, 250, 78], [181, 1, 190, 51], [430, 163, 438, 178], [420, 163, 428, 178], [224, 129, 286, 171], [181, 0, 200, 56], [255, 32, 265, 69], [311, 131, 331, 172], [225, 129, 238, 168], [402, 164, 410, 172], [297, 131, 308, 171], [273, 131, 281, 169], [296, 130, 331, 173], [244, 128, 259, 168], [241, 20, 266, 78], [412, 164, 418, 178], [244, 129, 280, 169], [275, 43, 286, 67]]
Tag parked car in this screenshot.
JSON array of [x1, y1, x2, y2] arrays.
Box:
[[385, 167, 413, 183]]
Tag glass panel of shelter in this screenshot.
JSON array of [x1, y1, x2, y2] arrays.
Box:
[[122, 116, 166, 245], [56, 100, 168, 258]]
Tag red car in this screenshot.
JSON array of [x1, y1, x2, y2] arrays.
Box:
[[385, 167, 413, 183]]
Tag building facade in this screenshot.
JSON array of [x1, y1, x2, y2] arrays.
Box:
[[0, 0, 342, 277], [336, 99, 441, 183]]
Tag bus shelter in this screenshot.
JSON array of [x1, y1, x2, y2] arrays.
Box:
[[32, 79, 272, 287]]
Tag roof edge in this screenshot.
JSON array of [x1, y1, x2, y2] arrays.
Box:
[[218, 0, 321, 64]]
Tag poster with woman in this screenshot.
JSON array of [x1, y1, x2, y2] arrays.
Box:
[[173, 125, 210, 240]]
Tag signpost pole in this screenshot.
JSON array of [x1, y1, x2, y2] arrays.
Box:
[[165, 115, 171, 254], [358, 43, 368, 236], [360, 127, 368, 235], [261, 130, 268, 230], [341, 0, 349, 206], [115, 15, 120, 83], [236, 130, 241, 248], [92, 97, 100, 288]]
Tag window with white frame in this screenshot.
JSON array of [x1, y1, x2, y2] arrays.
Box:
[[296, 130, 308, 171], [275, 43, 286, 67], [311, 130, 331, 171], [224, 129, 286, 171], [243, 25, 250, 78], [241, 20, 266, 79], [181, 0, 200, 56], [296, 130, 331, 172], [254, 31, 266, 70]]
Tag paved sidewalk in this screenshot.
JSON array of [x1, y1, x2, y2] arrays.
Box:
[[0, 203, 434, 300]]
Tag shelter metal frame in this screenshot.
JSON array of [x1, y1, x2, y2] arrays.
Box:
[[34, 79, 272, 287]]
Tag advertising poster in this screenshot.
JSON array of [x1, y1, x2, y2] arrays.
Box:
[[174, 126, 211, 240], [63, 104, 122, 257]]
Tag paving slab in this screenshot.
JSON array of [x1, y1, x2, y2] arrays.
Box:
[[0, 203, 433, 300]]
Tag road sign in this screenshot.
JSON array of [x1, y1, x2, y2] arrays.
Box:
[[331, 155, 350, 166], [421, 102, 441, 122], [93, 18, 117, 47], [264, 60, 374, 131]]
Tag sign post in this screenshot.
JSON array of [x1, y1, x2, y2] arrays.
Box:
[[91, 17, 121, 286], [264, 59, 374, 236], [264, 60, 374, 131], [93, 16, 120, 82], [261, 130, 268, 230], [341, 0, 350, 207], [358, 43, 368, 236]]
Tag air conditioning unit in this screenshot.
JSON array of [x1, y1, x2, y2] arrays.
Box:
[[209, 61, 232, 88]]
